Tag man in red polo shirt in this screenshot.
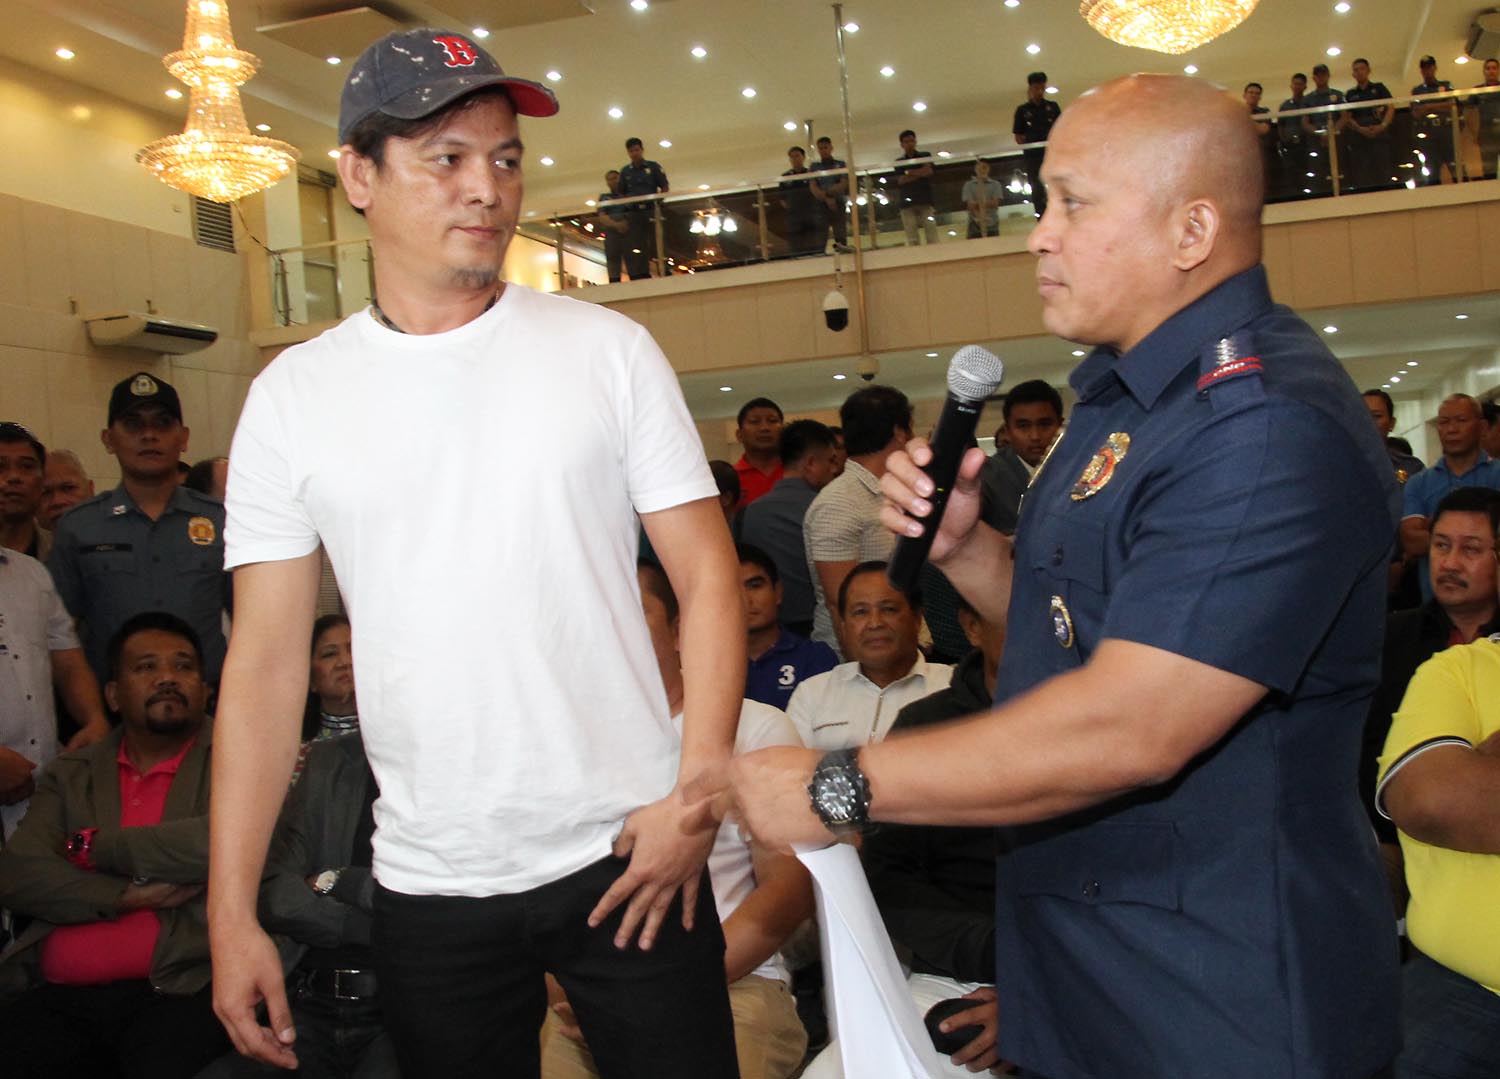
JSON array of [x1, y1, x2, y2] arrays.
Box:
[[0, 611, 225, 1077], [734, 397, 785, 508]]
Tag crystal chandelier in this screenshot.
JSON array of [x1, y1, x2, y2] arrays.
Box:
[[137, 0, 298, 203], [1079, 0, 1261, 55], [688, 208, 738, 237]]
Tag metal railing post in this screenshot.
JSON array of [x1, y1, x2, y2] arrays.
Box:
[[756, 187, 770, 262], [652, 200, 666, 277]]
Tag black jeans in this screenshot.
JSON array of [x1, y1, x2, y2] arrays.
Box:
[[0, 979, 229, 1079], [195, 980, 399, 1079], [372, 855, 738, 1079]]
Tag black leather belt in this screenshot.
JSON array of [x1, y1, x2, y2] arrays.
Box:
[[300, 967, 379, 1000]]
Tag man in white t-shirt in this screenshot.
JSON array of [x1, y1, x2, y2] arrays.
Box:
[[207, 30, 744, 1079], [542, 561, 813, 1079], [788, 561, 953, 750]]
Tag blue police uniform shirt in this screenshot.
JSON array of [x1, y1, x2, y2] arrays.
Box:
[[47, 484, 229, 684], [993, 265, 1400, 1079], [1401, 452, 1500, 602], [745, 630, 838, 711]]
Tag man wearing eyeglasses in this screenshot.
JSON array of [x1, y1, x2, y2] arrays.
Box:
[[46, 372, 230, 685]]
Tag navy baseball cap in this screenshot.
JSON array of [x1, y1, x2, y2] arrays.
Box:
[[108, 372, 182, 425], [338, 28, 560, 145]]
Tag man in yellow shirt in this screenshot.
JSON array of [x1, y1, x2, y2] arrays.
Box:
[[1378, 628, 1500, 1076]]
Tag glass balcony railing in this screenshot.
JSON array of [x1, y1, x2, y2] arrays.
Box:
[[262, 85, 1500, 322]]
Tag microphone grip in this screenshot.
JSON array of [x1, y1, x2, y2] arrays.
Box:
[[887, 394, 984, 592]]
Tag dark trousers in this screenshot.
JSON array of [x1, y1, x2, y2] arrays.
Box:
[[1396, 951, 1500, 1078], [372, 854, 738, 1079], [623, 211, 655, 280], [822, 197, 848, 245], [1023, 148, 1047, 218], [195, 980, 399, 1079], [1415, 127, 1458, 185], [785, 213, 825, 256], [0, 979, 229, 1079], [1344, 132, 1396, 191], [603, 229, 626, 283]]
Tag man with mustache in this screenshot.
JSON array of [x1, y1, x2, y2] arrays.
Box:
[[0, 612, 223, 1077], [47, 373, 230, 685], [1362, 486, 1500, 908], [720, 75, 1402, 1078]]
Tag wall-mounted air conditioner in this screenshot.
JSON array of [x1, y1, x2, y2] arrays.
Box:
[[84, 312, 219, 355]]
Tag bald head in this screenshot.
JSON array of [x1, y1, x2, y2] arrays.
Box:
[[1068, 75, 1264, 239], [1028, 74, 1266, 354]]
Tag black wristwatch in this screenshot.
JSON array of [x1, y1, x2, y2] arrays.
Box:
[[807, 748, 872, 834]]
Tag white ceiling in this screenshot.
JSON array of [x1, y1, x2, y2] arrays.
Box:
[[8, 0, 1497, 421]]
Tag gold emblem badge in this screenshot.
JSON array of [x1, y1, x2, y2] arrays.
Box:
[[187, 516, 215, 546], [1050, 595, 1075, 649], [1070, 432, 1130, 501], [131, 374, 159, 397], [1395, 468, 1409, 485]]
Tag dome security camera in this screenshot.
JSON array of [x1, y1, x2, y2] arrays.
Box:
[[822, 288, 850, 332], [854, 355, 879, 382]]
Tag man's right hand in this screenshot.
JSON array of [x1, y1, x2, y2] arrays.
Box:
[[878, 437, 989, 565], [0, 747, 36, 803], [211, 920, 299, 1070]]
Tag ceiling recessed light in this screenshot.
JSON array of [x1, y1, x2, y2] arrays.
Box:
[[1046, 85, 1059, 94], [719, 385, 733, 392], [55, 48, 75, 60], [1184, 64, 1199, 74], [658, 139, 672, 148], [947, 229, 957, 236], [631, 0, 649, 11], [608, 106, 624, 119], [546, 70, 562, 82], [698, 183, 711, 190], [1005, 0, 1020, 7], [691, 45, 707, 59], [1322, 325, 1338, 333], [585, 199, 596, 207], [1072, 349, 1086, 357], [880, 65, 896, 77], [327, 149, 341, 159], [1390, 375, 1402, 383], [742, 87, 757, 98], [784, 121, 798, 131], [255, 122, 271, 132], [1456, 313, 1470, 320], [1456, 55, 1471, 65], [925, 352, 939, 358], [1026, 43, 1041, 55], [472, 27, 490, 38], [834, 373, 847, 380], [937, 150, 951, 158], [165, 88, 183, 99], [1381, 384, 1390, 389], [1333, 1, 1350, 11], [843, 21, 860, 32], [539, 156, 555, 166], [1326, 46, 1341, 57], [913, 101, 927, 112], [1406, 360, 1419, 367], [326, 56, 341, 65]]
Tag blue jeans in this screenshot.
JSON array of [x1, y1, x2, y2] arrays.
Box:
[[372, 854, 737, 1079], [1396, 951, 1500, 1078]]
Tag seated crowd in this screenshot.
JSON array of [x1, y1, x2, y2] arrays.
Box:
[[2, 371, 1498, 1078]]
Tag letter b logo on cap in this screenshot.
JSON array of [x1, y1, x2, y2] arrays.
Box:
[[433, 35, 479, 67]]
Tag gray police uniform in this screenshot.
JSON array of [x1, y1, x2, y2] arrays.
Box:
[[993, 265, 1401, 1078], [48, 485, 229, 683]]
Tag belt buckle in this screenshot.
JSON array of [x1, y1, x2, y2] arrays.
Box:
[[333, 969, 360, 1000]]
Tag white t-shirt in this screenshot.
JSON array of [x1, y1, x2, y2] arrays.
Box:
[[225, 285, 717, 896], [673, 699, 801, 985]]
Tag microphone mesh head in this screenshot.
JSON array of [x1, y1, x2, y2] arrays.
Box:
[[947, 345, 1005, 403]]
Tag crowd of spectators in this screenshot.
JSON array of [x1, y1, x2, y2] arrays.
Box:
[[3, 221, 1500, 1077], [583, 56, 1500, 280]]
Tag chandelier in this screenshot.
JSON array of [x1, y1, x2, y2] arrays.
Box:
[[689, 207, 738, 237], [1079, 0, 1260, 55], [137, 0, 298, 203]]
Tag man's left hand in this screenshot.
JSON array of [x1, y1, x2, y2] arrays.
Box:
[[587, 785, 718, 950]]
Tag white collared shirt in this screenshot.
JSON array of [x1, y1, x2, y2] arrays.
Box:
[[787, 653, 954, 750]]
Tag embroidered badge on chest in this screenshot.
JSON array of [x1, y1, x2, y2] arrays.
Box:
[[187, 516, 215, 546], [1069, 432, 1130, 502]]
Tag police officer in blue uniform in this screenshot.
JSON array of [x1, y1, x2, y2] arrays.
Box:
[[722, 75, 1400, 1079], [48, 372, 230, 684]]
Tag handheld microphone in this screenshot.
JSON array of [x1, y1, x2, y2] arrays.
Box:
[[887, 345, 1005, 592]]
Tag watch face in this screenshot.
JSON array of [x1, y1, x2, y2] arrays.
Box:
[[814, 767, 861, 825]]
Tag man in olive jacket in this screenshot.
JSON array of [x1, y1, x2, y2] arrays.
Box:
[[0, 611, 226, 1077]]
